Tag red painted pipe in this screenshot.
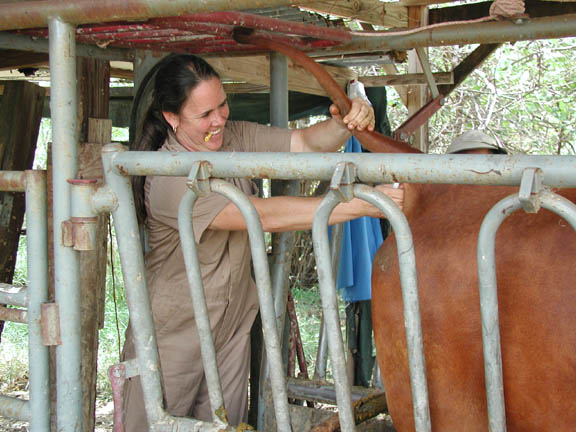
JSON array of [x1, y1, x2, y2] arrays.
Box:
[[158, 12, 351, 43], [234, 30, 420, 154]]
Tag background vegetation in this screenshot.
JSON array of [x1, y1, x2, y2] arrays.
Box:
[[0, 37, 575, 428]]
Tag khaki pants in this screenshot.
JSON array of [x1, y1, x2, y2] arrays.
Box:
[[122, 291, 256, 431]]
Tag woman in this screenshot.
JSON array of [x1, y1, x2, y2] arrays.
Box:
[[123, 53, 403, 430]]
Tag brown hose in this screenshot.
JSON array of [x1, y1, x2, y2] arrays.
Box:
[[234, 29, 421, 154]]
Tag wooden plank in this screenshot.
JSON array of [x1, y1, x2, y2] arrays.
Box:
[[360, 72, 453, 87], [0, 80, 45, 339], [207, 55, 357, 96], [405, 6, 429, 151], [76, 57, 110, 432], [294, 0, 408, 27], [437, 43, 501, 96]]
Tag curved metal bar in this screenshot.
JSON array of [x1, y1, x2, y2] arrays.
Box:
[[209, 179, 292, 432], [177, 191, 227, 425], [477, 190, 576, 432], [311, 190, 356, 431], [101, 145, 167, 426], [353, 184, 431, 432]]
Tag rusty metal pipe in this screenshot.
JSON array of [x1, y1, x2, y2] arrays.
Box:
[[235, 30, 420, 154], [322, 14, 576, 55], [0, 0, 293, 31]]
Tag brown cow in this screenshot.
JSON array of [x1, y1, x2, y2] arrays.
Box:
[[372, 182, 576, 431], [237, 37, 576, 430]]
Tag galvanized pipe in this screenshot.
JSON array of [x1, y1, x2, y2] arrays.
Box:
[[477, 190, 576, 432], [110, 151, 576, 188], [0, 395, 30, 421], [0, 171, 26, 192], [210, 179, 293, 432], [259, 50, 294, 431], [314, 223, 343, 380], [312, 190, 356, 431], [0, 306, 27, 323], [324, 14, 576, 55], [353, 184, 431, 432], [101, 144, 167, 426], [178, 191, 227, 425], [25, 170, 50, 432], [49, 17, 82, 432], [0, 32, 134, 61], [0, 0, 293, 31], [0, 283, 29, 307]]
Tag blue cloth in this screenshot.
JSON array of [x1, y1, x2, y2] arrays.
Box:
[[335, 136, 384, 302]]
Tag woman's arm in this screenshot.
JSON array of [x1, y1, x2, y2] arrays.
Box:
[[208, 184, 403, 232], [290, 97, 375, 153]]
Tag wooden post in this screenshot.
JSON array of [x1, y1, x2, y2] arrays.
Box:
[[406, 6, 429, 152], [0, 80, 45, 339], [76, 57, 111, 432]]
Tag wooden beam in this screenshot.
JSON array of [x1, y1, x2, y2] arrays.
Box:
[[0, 80, 44, 338], [438, 43, 501, 96], [294, 0, 408, 27], [360, 72, 453, 87], [0, 50, 48, 70], [401, 0, 454, 6], [207, 55, 357, 96]]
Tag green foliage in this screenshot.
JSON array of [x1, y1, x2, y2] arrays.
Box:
[[387, 38, 576, 155]]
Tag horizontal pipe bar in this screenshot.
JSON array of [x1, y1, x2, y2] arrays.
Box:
[[0, 171, 26, 192], [0, 32, 134, 62], [0, 0, 293, 31], [0, 395, 30, 421], [319, 14, 576, 55], [285, 377, 383, 404], [0, 306, 28, 323], [108, 150, 576, 188], [0, 283, 29, 307]]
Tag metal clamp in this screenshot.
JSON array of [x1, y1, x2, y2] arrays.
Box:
[[186, 161, 213, 197], [329, 162, 357, 202], [518, 167, 543, 213]]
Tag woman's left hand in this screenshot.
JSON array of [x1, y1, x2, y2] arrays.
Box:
[[329, 97, 375, 132]]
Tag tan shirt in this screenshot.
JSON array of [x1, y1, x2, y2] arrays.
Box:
[[143, 121, 292, 347]]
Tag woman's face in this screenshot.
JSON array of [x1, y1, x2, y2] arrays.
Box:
[[163, 76, 230, 152]]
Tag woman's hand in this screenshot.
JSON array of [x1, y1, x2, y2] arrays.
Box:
[[329, 97, 375, 132], [356, 183, 404, 218]]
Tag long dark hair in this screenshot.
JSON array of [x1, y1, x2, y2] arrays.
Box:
[[131, 54, 220, 224]]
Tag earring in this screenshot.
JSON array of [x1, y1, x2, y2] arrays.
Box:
[[173, 125, 178, 134]]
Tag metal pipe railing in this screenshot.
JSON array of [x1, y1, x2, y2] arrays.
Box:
[[49, 17, 82, 432], [0, 170, 50, 431], [178, 190, 227, 426], [312, 190, 357, 431], [101, 146, 239, 431], [477, 189, 576, 432], [0, 0, 294, 31], [0, 284, 29, 307], [209, 179, 293, 432], [109, 151, 576, 188], [25, 170, 50, 432], [353, 184, 431, 432], [100, 144, 167, 426]]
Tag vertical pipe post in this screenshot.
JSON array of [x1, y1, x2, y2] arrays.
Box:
[[101, 144, 166, 426], [259, 51, 295, 430], [26, 170, 50, 431], [49, 17, 82, 432]]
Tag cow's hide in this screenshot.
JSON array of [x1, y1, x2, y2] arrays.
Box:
[[372, 183, 576, 431]]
